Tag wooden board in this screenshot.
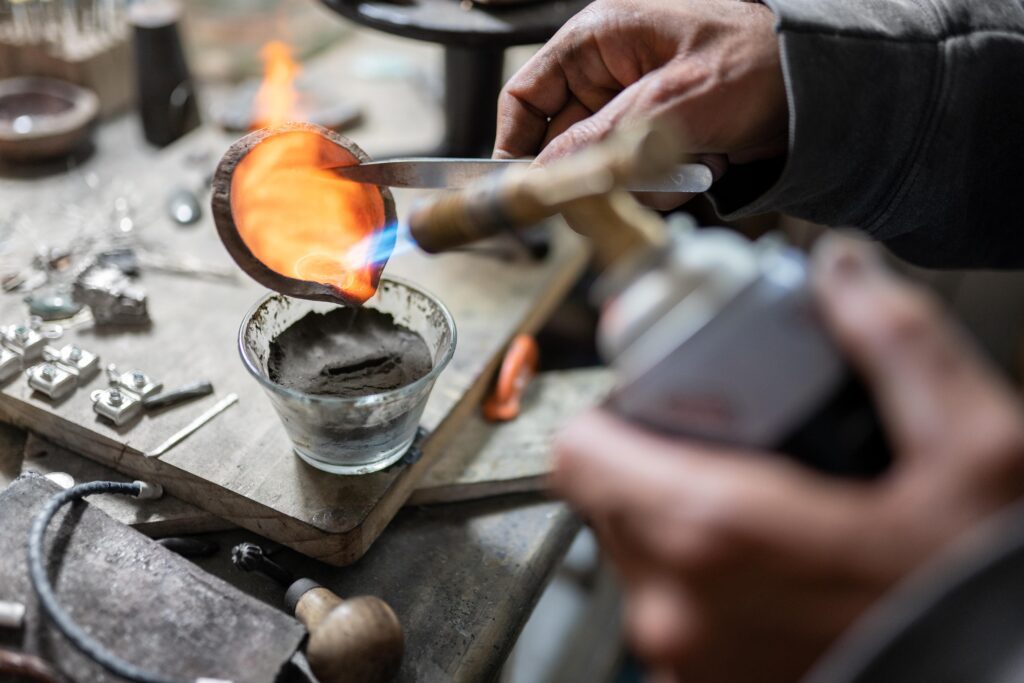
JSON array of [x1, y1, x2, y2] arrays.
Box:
[[195, 495, 581, 682], [0, 126, 589, 565], [410, 368, 614, 505], [20, 433, 232, 537], [0, 474, 305, 683]]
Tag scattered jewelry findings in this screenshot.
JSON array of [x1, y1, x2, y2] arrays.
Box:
[[26, 362, 75, 400], [91, 385, 143, 426], [2, 324, 44, 360], [73, 264, 149, 327], [43, 344, 100, 381]]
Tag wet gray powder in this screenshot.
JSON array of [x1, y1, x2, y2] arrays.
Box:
[[268, 308, 432, 398]]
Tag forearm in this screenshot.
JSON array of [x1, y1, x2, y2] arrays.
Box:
[[708, 0, 1024, 268]]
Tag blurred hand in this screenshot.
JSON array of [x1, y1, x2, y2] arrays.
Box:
[[552, 235, 1024, 682], [494, 0, 788, 208]]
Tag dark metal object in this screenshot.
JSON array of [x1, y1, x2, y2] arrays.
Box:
[[143, 380, 214, 410], [232, 542, 296, 587], [129, 0, 200, 148], [333, 157, 713, 192], [211, 122, 397, 307], [321, 0, 591, 156], [156, 536, 220, 558], [95, 248, 141, 276]]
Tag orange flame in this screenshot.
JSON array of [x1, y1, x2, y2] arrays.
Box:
[[252, 41, 300, 129], [230, 42, 390, 304]]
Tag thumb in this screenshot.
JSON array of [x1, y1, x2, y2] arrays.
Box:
[[811, 233, 1011, 457]]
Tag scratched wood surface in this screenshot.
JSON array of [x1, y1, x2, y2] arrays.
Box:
[[410, 367, 614, 505], [0, 123, 586, 565]]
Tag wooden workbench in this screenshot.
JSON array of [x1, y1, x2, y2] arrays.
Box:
[[0, 26, 588, 566], [0, 28, 598, 680]]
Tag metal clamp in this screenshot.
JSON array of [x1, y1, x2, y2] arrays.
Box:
[[26, 362, 76, 400], [2, 324, 44, 360], [91, 386, 143, 426], [43, 344, 99, 381], [111, 366, 162, 399]]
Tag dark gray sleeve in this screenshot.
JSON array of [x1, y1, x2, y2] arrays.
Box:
[[706, 0, 1024, 268]]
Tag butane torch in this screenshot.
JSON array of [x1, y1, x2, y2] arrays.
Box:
[[406, 126, 890, 477]]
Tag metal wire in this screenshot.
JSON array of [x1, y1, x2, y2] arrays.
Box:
[[26, 480, 185, 683]]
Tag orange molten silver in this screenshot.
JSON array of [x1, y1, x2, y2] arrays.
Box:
[[211, 122, 397, 307]]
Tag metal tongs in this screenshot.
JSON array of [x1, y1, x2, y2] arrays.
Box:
[[331, 157, 712, 193]]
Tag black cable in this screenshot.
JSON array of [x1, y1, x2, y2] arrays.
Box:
[[26, 480, 185, 683]]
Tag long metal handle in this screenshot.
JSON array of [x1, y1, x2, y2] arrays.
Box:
[[334, 158, 713, 193]]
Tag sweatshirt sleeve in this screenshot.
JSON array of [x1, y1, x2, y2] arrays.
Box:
[[706, 0, 1024, 268]]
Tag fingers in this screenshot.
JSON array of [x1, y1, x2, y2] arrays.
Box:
[[551, 411, 869, 573], [812, 234, 1024, 461], [541, 97, 593, 150]]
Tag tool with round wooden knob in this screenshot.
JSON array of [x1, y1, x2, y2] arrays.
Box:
[[232, 543, 404, 683]]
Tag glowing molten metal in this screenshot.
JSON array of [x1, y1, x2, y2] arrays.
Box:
[[229, 42, 393, 304]]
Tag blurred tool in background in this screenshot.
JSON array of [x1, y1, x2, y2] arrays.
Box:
[[0, 0, 200, 155], [128, 0, 199, 147], [0, 0, 132, 118]]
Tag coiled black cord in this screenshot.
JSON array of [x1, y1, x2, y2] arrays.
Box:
[[26, 480, 185, 683]]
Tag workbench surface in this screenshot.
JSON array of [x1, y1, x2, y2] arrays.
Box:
[[0, 28, 587, 681]]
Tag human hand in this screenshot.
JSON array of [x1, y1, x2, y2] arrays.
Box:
[[551, 235, 1024, 682], [494, 0, 787, 209]]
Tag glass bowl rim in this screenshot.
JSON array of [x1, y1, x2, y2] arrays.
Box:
[[237, 276, 458, 407]]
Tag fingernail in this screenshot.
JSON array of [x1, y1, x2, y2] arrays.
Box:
[[815, 233, 879, 282]]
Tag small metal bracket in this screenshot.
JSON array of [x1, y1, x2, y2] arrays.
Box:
[[26, 362, 76, 400], [108, 365, 162, 399], [91, 386, 143, 426], [2, 324, 44, 360], [43, 344, 99, 381]]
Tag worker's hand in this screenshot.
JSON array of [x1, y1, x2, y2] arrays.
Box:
[[551, 234, 1024, 682], [494, 0, 787, 207]]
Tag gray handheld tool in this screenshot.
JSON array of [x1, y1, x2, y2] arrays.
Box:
[[598, 220, 890, 477]]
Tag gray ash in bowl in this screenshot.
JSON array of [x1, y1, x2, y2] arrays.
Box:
[[267, 307, 433, 398]]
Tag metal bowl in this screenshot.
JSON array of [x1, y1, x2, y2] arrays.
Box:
[[0, 77, 99, 162]]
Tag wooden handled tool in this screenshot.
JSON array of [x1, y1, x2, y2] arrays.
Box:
[[406, 124, 686, 269], [232, 543, 404, 683]]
